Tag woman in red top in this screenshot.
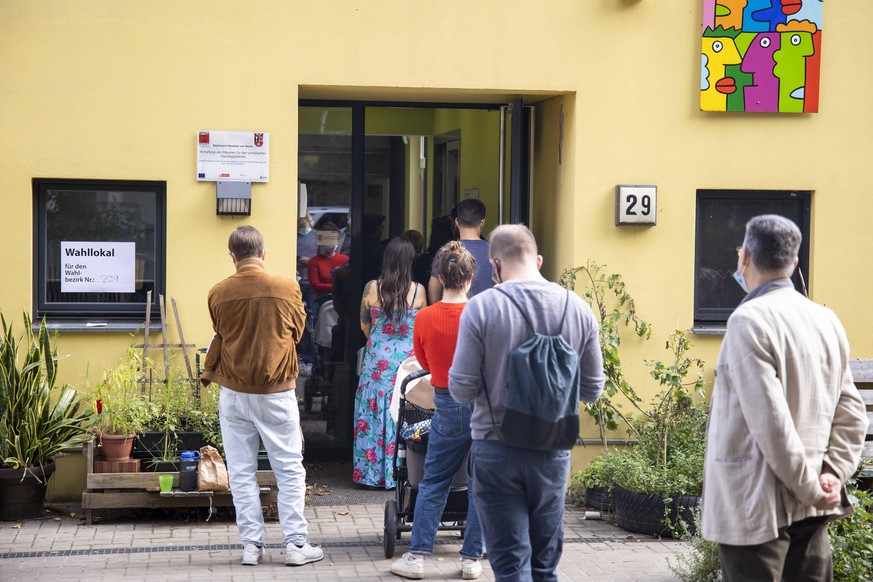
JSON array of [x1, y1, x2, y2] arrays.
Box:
[[390, 241, 485, 580], [307, 223, 349, 298]]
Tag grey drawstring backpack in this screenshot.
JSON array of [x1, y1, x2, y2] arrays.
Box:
[[482, 287, 581, 450]]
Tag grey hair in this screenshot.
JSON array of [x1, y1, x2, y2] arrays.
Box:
[[743, 215, 801, 274], [228, 225, 265, 260]]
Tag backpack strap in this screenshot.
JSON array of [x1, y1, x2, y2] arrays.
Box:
[[496, 285, 571, 336], [495, 286, 534, 332], [480, 369, 500, 435]]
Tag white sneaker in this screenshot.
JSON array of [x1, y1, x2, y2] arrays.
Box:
[[240, 543, 265, 566], [285, 541, 324, 566], [461, 558, 483, 580], [390, 552, 425, 579]]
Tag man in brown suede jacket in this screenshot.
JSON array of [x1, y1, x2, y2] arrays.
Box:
[[201, 225, 323, 568]]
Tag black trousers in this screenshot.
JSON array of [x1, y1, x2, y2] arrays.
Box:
[[718, 516, 832, 582]]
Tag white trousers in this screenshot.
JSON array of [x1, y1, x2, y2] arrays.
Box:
[[219, 387, 308, 547]]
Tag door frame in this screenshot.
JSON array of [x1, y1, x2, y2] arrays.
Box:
[[298, 98, 532, 460]]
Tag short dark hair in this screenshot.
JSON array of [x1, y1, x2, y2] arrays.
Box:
[[455, 199, 486, 228], [744, 214, 801, 274], [228, 226, 264, 260]]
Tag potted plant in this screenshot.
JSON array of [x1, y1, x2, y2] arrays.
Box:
[[133, 366, 206, 471], [561, 262, 708, 537], [92, 346, 151, 462], [589, 331, 708, 537], [0, 312, 94, 520]]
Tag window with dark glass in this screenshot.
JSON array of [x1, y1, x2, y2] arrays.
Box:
[[694, 189, 811, 329], [33, 178, 166, 320]]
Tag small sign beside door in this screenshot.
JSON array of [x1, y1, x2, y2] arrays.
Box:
[[615, 185, 657, 226]]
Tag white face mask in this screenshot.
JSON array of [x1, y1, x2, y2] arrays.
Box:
[[733, 269, 749, 294], [298, 226, 312, 236]]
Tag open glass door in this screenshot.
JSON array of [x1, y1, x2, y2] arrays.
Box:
[[298, 99, 527, 462], [499, 98, 534, 225], [297, 105, 355, 460]]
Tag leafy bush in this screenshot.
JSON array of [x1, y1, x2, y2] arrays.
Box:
[[560, 261, 651, 442], [91, 346, 151, 436], [668, 505, 722, 582], [568, 449, 622, 505], [830, 467, 873, 582], [190, 383, 222, 455], [595, 331, 709, 498], [668, 465, 873, 582]]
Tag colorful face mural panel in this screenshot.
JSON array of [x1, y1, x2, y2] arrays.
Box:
[[701, 0, 822, 113]]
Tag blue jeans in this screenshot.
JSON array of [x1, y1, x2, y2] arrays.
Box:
[[219, 387, 308, 547], [409, 394, 484, 559], [470, 440, 571, 582]]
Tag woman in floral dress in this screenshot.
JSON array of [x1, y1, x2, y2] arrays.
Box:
[[353, 237, 427, 488]]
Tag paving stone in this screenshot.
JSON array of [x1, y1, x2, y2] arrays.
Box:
[[0, 502, 690, 581]]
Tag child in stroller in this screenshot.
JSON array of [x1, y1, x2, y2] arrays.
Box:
[[386, 241, 484, 580], [384, 364, 471, 561]]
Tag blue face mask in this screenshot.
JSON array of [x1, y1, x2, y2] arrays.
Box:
[[733, 270, 749, 294]]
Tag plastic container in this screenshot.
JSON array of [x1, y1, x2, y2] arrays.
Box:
[[179, 450, 201, 492]]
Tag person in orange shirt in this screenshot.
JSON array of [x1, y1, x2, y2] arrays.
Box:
[[390, 241, 485, 580]]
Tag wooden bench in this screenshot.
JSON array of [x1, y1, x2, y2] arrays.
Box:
[[82, 441, 277, 525], [849, 359, 873, 479]]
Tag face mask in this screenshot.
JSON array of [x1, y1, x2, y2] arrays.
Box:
[[733, 269, 749, 294], [298, 226, 312, 236], [319, 245, 337, 256]]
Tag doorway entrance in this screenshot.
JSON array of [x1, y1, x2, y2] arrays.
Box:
[[296, 99, 533, 460]]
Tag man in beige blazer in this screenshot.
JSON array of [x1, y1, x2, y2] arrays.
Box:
[[702, 214, 868, 581]]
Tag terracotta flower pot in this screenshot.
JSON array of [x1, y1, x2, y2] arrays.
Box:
[[100, 434, 135, 461]]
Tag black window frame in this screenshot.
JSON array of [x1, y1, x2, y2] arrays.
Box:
[[694, 189, 811, 329], [33, 178, 167, 322]]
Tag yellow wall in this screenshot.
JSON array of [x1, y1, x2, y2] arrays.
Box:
[[3, 1, 873, 456], [431, 108, 501, 232]]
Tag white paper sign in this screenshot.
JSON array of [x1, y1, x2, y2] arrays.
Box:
[[197, 130, 270, 182], [60, 242, 136, 293]]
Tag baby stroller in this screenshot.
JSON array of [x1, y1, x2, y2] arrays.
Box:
[[383, 365, 470, 558]]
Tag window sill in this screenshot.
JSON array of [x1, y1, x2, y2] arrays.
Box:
[[692, 326, 727, 336], [33, 321, 162, 334]]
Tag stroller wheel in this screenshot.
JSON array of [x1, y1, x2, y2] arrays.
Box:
[[383, 499, 398, 558]]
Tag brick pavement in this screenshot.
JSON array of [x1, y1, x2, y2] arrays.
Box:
[[0, 502, 690, 581]]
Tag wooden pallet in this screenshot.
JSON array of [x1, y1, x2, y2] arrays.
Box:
[[849, 359, 873, 479], [82, 440, 277, 525]]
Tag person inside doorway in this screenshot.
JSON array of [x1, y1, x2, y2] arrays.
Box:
[[413, 216, 455, 293], [362, 213, 389, 283], [427, 200, 492, 304], [307, 223, 349, 299]]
